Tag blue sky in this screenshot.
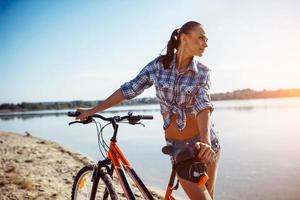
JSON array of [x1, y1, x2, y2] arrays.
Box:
[[1, 0, 299, 104]]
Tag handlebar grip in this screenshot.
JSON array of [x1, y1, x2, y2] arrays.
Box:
[[140, 115, 153, 120], [67, 111, 81, 117]]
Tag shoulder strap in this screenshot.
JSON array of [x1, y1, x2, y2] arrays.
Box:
[[168, 165, 179, 190]]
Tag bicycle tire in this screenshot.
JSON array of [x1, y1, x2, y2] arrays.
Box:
[[71, 165, 118, 200]]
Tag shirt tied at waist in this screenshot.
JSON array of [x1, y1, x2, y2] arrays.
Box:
[[163, 105, 192, 131]]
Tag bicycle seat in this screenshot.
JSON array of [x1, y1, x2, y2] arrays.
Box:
[[162, 145, 198, 164]]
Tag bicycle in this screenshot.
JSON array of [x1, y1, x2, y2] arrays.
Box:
[[68, 111, 209, 200]]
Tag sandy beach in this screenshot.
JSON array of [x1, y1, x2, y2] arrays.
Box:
[[0, 131, 163, 200]]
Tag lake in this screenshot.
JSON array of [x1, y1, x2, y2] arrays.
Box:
[[1, 97, 300, 200]]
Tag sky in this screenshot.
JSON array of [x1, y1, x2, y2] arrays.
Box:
[[0, 0, 299, 104]]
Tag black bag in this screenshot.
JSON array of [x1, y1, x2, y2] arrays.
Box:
[[162, 145, 208, 185]]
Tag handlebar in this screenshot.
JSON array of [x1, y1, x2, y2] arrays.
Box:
[[67, 111, 153, 126]]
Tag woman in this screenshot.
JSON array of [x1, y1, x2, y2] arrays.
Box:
[[76, 21, 221, 200]]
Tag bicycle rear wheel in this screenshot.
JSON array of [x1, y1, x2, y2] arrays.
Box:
[[71, 165, 118, 200]]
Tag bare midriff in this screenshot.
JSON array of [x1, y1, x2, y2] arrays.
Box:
[[163, 112, 199, 140]]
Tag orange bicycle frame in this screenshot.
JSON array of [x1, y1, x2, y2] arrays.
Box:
[[107, 141, 176, 200]]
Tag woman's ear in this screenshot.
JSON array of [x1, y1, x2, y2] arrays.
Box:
[[180, 33, 188, 45]]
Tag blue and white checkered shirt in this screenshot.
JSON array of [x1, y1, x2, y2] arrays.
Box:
[[121, 55, 214, 131]]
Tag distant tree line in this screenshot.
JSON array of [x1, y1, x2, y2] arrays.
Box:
[[1, 88, 300, 112], [211, 88, 300, 100], [0, 101, 101, 112], [0, 98, 159, 112]]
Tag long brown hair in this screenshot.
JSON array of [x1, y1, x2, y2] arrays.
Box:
[[159, 21, 202, 69]]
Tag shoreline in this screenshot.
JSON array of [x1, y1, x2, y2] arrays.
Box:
[[0, 131, 163, 200], [2, 96, 300, 115], [1, 92, 300, 113]]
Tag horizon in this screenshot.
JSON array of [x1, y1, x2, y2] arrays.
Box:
[[1, 0, 300, 104], [1, 87, 300, 105]]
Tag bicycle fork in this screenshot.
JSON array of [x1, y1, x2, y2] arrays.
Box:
[[89, 160, 111, 200]]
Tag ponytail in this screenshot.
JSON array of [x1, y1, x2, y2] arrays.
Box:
[[159, 28, 180, 69]]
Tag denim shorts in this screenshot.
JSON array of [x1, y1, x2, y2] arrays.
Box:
[[165, 125, 221, 155], [165, 126, 221, 184]]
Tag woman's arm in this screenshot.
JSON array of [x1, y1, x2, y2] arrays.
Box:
[[76, 59, 156, 121], [76, 60, 154, 121], [192, 68, 216, 164], [195, 108, 215, 164], [76, 88, 125, 121], [196, 108, 211, 145]]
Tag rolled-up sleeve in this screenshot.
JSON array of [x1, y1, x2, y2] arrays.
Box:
[[120, 62, 154, 99], [194, 71, 214, 114]]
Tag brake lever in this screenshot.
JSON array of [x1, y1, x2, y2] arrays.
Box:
[[68, 121, 81, 126], [68, 116, 93, 126], [128, 122, 145, 127]]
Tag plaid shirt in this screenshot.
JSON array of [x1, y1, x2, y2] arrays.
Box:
[[121, 55, 214, 131]]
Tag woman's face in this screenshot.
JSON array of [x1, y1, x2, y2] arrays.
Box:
[[180, 25, 208, 57]]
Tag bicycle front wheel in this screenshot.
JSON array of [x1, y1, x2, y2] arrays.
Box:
[[71, 165, 118, 200]]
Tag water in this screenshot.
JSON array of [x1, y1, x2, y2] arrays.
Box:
[[1, 98, 300, 200]]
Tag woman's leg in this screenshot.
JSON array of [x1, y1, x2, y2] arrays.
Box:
[[206, 150, 221, 199], [179, 177, 212, 200]]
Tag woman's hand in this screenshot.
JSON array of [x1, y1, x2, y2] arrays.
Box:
[[75, 108, 94, 121], [195, 142, 216, 165]]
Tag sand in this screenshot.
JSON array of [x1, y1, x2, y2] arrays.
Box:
[[0, 131, 163, 200]]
